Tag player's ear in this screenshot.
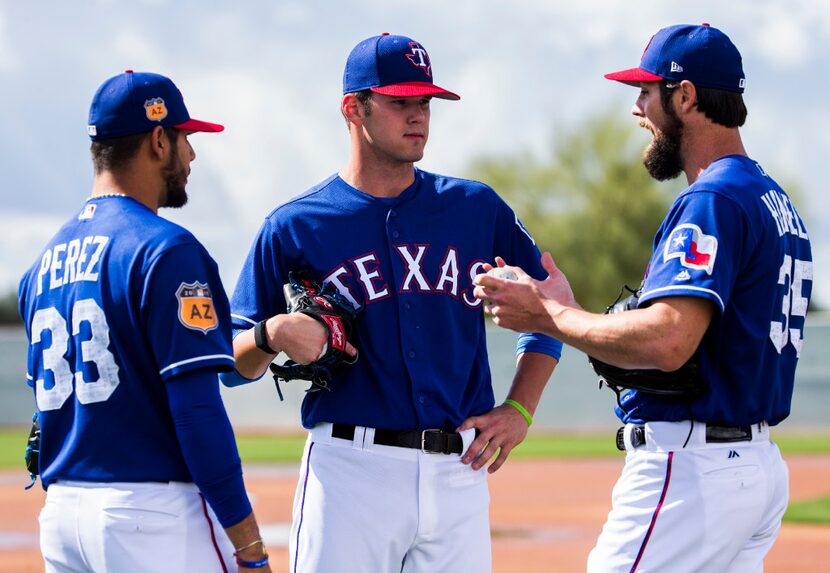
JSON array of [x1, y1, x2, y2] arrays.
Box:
[[148, 126, 166, 160], [342, 93, 365, 126], [678, 80, 698, 114]]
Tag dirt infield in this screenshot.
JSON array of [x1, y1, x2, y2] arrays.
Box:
[[1, 455, 828, 572]]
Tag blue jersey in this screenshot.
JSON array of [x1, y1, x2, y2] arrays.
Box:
[[230, 168, 562, 430], [18, 197, 235, 487], [620, 155, 812, 426]]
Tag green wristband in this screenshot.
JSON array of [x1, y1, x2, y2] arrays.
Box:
[[504, 399, 533, 427]]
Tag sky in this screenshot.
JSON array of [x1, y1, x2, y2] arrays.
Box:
[[2, 0, 828, 306]]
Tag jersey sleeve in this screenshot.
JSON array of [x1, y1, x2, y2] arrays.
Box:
[[141, 242, 234, 381], [492, 197, 564, 360], [229, 219, 288, 335], [639, 190, 752, 313]]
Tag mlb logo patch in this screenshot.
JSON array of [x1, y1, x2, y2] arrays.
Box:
[[663, 224, 718, 274], [78, 204, 97, 220], [176, 281, 217, 333]]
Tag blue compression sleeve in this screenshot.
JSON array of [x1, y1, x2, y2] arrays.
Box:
[[219, 368, 259, 387], [166, 368, 252, 528], [517, 332, 563, 361]]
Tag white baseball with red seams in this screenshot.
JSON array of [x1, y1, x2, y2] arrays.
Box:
[[487, 267, 517, 281]]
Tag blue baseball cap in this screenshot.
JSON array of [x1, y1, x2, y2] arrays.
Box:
[[605, 23, 745, 93], [87, 70, 224, 141], [343, 33, 460, 100]]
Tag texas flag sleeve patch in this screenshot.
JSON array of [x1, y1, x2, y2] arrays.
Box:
[[663, 223, 718, 275]]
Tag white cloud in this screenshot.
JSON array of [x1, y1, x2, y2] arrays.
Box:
[[0, 7, 17, 71], [748, 5, 810, 69], [0, 212, 65, 292]]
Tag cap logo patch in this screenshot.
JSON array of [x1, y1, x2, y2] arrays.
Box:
[[405, 42, 432, 78], [176, 282, 218, 333], [144, 97, 168, 122], [670, 61, 684, 73], [663, 223, 718, 275], [739, 78, 746, 89], [87, 125, 97, 136]]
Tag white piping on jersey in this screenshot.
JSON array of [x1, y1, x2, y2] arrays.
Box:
[[159, 354, 234, 376], [639, 285, 725, 312], [26, 373, 33, 381], [231, 313, 257, 326]]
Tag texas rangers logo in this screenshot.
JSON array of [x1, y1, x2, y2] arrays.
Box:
[[663, 223, 718, 275], [144, 97, 168, 122], [406, 42, 432, 78], [176, 282, 217, 333]]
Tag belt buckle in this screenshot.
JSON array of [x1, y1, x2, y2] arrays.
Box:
[[421, 429, 445, 454], [616, 425, 645, 451]]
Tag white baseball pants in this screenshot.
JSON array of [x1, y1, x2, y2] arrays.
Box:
[[588, 421, 788, 573], [39, 480, 236, 573], [290, 423, 491, 573]]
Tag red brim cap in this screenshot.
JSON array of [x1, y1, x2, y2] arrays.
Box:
[[604, 67, 664, 86], [175, 118, 225, 133], [371, 81, 460, 101]]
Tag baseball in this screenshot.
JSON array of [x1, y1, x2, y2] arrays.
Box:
[[487, 267, 517, 281]]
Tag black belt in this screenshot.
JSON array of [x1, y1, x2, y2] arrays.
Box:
[[616, 424, 753, 451], [331, 424, 463, 455]]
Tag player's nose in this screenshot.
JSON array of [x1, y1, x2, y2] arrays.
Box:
[[631, 101, 644, 118]]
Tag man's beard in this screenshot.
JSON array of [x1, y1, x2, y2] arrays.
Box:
[[160, 142, 188, 208], [642, 113, 684, 181]]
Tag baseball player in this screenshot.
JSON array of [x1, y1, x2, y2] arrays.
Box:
[[18, 71, 271, 572], [475, 24, 813, 572], [220, 34, 562, 572]]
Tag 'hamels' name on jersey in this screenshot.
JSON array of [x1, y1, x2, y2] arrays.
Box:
[[35, 235, 109, 295], [761, 189, 808, 239], [322, 244, 485, 309]]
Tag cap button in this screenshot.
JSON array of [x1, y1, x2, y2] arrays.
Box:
[[701, 22, 710, 26], [381, 32, 390, 36], [124, 69, 134, 73]]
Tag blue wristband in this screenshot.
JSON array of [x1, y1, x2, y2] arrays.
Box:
[[236, 554, 269, 568]]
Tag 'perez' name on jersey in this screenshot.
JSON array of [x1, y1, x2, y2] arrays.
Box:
[[35, 236, 109, 295]]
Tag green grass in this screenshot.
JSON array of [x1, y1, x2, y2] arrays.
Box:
[[784, 495, 830, 525], [5, 424, 827, 524], [0, 426, 828, 469], [0, 426, 29, 469], [232, 430, 830, 526]]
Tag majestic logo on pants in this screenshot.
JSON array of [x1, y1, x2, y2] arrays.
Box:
[[176, 282, 217, 333]]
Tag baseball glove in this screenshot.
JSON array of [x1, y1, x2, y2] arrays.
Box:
[[269, 271, 359, 398], [588, 285, 703, 402], [24, 412, 40, 490]]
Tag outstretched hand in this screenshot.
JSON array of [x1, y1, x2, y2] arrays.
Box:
[[473, 252, 578, 334]]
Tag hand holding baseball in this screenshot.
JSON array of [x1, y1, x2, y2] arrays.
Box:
[[474, 252, 578, 334], [487, 267, 518, 281]]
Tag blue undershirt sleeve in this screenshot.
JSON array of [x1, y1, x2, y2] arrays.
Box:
[[517, 332, 563, 361], [166, 368, 252, 528], [218, 329, 263, 387]]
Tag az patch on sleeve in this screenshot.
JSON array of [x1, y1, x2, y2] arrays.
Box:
[[176, 282, 218, 333], [663, 224, 718, 275]]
